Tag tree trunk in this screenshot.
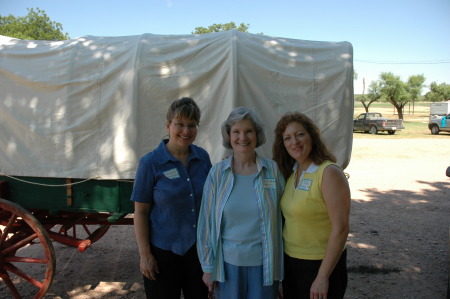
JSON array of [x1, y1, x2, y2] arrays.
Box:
[[363, 102, 369, 112], [395, 105, 404, 119]]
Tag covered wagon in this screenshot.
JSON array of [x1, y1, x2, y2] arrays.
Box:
[[0, 30, 353, 298]]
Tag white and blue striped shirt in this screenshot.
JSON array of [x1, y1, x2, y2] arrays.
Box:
[[197, 154, 285, 285]]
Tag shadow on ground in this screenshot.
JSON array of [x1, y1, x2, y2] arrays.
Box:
[[346, 179, 449, 298]]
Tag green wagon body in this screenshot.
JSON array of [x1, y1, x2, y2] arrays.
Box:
[[0, 176, 134, 215], [0, 175, 136, 298]]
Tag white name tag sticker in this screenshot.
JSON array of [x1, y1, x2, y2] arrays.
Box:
[[263, 178, 276, 189], [298, 179, 312, 191], [163, 168, 180, 179]]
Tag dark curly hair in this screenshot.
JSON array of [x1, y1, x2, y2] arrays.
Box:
[[272, 112, 336, 180]]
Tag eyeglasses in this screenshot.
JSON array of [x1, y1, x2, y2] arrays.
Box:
[[171, 121, 199, 130]]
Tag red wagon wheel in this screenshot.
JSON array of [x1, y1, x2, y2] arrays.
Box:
[[0, 198, 56, 299], [44, 211, 111, 252]]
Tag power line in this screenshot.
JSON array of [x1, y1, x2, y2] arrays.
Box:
[[354, 59, 450, 65]]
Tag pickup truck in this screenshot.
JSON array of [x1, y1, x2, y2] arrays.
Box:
[[353, 112, 405, 135], [428, 114, 450, 135]]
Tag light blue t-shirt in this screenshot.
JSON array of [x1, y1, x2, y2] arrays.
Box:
[[221, 173, 263, 266]]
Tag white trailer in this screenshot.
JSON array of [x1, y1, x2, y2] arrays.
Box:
[[430, 101, 450, 116]]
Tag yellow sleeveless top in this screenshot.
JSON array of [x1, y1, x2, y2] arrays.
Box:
[[281, 161, 335, 260]]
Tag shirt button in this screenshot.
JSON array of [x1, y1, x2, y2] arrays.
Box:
[[191, 209, 195, 212], [187, 178, 190, 181], [193, 224, 196, 228], [190, 194, 193, 197]]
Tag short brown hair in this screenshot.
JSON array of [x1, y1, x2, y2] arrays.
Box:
[[166, 97, 201, 123]]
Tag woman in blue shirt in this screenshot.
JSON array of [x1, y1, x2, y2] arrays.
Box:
[[131, 97, 212, 299], [197, 107, 284, 299]]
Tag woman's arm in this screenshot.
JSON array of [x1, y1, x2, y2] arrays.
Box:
[[134, 201, 159, 280], [197, 169, 217, 292], [310, 164, 351, 299]]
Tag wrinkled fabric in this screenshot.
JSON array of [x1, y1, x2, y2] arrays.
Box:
[[0, 31, 353, 179]]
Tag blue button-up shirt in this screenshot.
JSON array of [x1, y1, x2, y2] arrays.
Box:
[[197, 154, 285, 285], [131, 139, 212, 255]]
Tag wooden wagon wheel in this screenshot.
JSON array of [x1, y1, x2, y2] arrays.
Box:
[[0, 198, 56, 299], [45, 212, 111, 252]]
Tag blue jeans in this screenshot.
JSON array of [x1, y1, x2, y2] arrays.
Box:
[[215, 262, 279, 299]]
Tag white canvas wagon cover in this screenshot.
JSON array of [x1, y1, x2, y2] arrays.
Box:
[[0, 30, 353, 180]]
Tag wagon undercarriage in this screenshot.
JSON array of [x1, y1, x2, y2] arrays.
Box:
[[0, 177, 134, 298]]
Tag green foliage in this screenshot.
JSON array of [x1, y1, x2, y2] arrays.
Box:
[[365, 81, 382, 104], [379, 72, 407, 104], [192, 22, 259, 34], [424, 82, 450, 102], [405, 74, 426, 103], [354, 81, 383, 113], [375, 72, 426, 119], [0, 8, 69, 40]]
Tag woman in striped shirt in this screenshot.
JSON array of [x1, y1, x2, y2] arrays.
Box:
[[197, 107, 285, 299]]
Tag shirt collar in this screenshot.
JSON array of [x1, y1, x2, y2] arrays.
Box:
[[223, 152, 268, 172], [293, 161, 319, 174], [156, 139, 201, 164]]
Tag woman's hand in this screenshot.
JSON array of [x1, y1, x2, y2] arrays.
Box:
[[202, 272, 215, 294], [310, 275, 329, 299], [140, 253, 159, 280]]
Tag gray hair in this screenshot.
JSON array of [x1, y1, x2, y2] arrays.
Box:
[[221, 107, 266, 149]]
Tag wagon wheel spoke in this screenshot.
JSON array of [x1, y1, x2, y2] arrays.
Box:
[[48, 212, 111, 251], [58, 223, 92, 238], [2, 233, 39, 256], [81, 224, 92, 235], [49, 223, 110, 252], [5, 262, 45, 288], [0, 212, 17, 245], [0, 270, 21, 299], [0, 198, 55, 299]]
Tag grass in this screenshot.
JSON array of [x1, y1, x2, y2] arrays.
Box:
[[352, 101, 450, 139]]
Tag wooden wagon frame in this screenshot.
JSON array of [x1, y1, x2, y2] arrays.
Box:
[[0, 176, 134, 298]]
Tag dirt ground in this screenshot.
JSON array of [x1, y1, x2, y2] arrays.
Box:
[[1, 136, 449, 298], [345, 137, 449, 299]]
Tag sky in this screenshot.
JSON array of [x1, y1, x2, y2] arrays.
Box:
[[1, 0, 449, 95]]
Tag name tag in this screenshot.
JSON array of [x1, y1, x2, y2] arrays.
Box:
[[163, 168, 180, 179], [263, 178, 276, 189], [298, 179, 312, 191]]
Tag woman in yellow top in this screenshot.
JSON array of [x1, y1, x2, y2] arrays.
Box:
[[272, 112, 350, 299]]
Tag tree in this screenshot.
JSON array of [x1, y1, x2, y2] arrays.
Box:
[[424, 82, 450, 102], [0, 8, 69, 40], [378, 72, 408, 119], [405, 75, 425, 101], [405, 74, 425, 114], [192, 22, 259, 34], [361, 81, 383, 112]]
